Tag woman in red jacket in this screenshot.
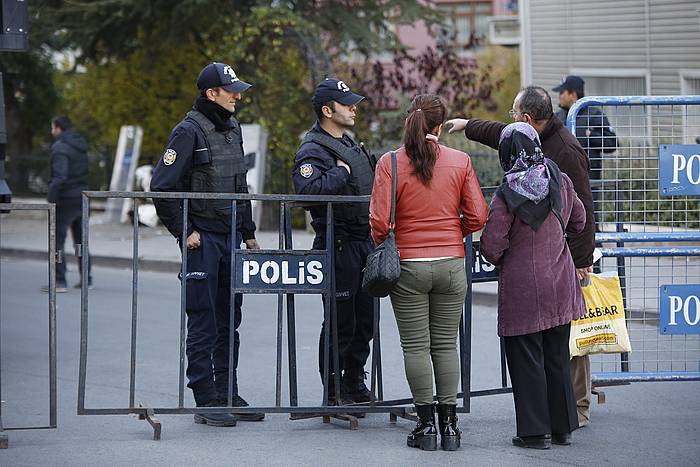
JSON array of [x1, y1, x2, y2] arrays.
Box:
[[480, 122, 585, 449], [370, 94, 488, 451]]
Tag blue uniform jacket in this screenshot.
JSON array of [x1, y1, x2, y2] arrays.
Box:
[[151, 115, 256, 241], [292, 123, 371, 241]]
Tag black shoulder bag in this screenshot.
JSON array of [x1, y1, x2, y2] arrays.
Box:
[[362, 151, 401, 297]]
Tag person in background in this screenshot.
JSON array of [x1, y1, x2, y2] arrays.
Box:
[[370, 94, 488, 451], [553, 75, 617, 186], [480, 122, 585, 449], [43, 116, 92, 292]]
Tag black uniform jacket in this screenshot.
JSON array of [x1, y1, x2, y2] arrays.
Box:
[[292, 122, 371, 241], [151, 115, 256, 241]]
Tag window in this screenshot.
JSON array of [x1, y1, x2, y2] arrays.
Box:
[[681, 74, 700, 144], [435, 1, 493, 49]]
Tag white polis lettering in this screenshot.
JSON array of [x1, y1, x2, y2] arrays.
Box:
[[671, 153, 700, 184], [242, 260, 324, 285], [260, 261, 280, 284], [473, 249, 495, 274], [668, 294, 700, 326]]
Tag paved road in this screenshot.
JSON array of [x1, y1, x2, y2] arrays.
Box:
[[1, 259, 699, 466]]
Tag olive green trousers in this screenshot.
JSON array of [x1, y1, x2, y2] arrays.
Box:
[[389, 257, 466, 405]]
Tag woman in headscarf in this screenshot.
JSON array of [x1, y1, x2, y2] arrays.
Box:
[[480, 122, 586, 449]]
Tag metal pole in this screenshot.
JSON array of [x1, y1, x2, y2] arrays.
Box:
[[48, 203, 57, 428], [178, 200, 189, 408], [328, 204, 342, 403], [275, 202, 285, 406], [284, 203, 298, 407], [461, 237, 473, 412], [228, 201, 238, 406], [78, 194, 90, 414], [321, 203, 332, 406], [128, 199, 140, 408]]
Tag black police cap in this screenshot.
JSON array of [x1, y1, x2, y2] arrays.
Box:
[[312, 79, 364, 107], [552, 75, 585, 93], [197, 62, 252, 93]]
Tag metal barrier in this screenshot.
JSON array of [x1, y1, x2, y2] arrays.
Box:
[[0, 203, 58, 448], [77, 191, 481, 439], [568, 95, 700, 384]]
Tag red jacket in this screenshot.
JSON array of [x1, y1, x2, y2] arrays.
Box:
[[369, 144, 488, 259]]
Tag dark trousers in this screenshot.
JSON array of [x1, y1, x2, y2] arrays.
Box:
[[184, 230, 242, 405], [56, 201, 91, 284], [317, 238, 374, 383], [504, 323, 579, 437]]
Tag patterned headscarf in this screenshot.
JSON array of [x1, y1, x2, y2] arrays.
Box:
[[498, 122, 549, 203], [496, 122, 563, 231]]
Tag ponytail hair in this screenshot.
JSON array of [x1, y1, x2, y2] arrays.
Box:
[[403, 94, 447, 185]]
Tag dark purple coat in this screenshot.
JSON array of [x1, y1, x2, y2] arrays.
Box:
[[480, 173, 587, 337]]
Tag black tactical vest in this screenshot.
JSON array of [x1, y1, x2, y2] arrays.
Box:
[[300, 131, 375, 228], [186, 110, 247, 219]]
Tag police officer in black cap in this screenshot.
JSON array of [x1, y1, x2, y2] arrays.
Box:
[[553, 75, 617, 184], [151, 62, 264, 426], [293, 78, 375, 405]]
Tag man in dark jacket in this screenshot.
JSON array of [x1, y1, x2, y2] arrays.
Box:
[[553, 75, 617, 183], [44, 116, 92, 292], [446, 85, 596, 428], [293, 78, 375, 405], [151, 62, 263, 427], [554, 76, 617, 220]]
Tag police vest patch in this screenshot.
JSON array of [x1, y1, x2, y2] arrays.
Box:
[[300, 163, 314, 178], [163, 148, 177, 166]]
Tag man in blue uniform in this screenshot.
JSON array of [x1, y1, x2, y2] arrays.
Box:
[[293, 79, 375, 405], [151, 62, 263, 426]]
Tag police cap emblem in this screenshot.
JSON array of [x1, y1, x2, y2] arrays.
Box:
[[300, 163, 314, 178], [163, 149, 177, 166]]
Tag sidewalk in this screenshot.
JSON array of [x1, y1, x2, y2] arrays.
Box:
[[0, 200, 499, 295]]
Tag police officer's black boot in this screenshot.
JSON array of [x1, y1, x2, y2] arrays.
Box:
[[437, 404, 461, 451], [407, 404, 438, 451], [193, 401, 237, 427], [216, 395, 265, 422], [341, 367, 372, 403]]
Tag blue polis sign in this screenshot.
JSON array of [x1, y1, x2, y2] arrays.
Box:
[[232, 243, 498, 293], [659, 284, 700, 335], [234, 253, 327, 292], [659, 145, 700, 197]]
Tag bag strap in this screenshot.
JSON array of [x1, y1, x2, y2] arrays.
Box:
[[389, 151, 397, 231]]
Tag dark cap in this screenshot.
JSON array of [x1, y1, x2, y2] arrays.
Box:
[[197, 62, 252, 93], [552, 75, 585, 93], [312, 78, 364, 107]]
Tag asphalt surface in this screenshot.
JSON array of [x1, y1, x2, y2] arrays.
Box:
[[1, 258, 699, 466]]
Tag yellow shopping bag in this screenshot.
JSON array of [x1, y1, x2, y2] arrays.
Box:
[[570, 273, 632, 357]]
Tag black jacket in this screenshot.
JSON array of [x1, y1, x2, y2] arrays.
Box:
[[150, 113, 256, 241], [292, 122, 374, 243], [48, 129, 89, 203], [555, 106, 617, 155], [464, 117, 596, 269]]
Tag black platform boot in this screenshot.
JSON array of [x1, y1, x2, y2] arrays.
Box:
[[437, 404, 461, 451], [407, 404, 438, 451]]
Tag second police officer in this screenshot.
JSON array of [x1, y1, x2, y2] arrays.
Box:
[[293, 79, 375, 406], [151, 62, 264, 427]]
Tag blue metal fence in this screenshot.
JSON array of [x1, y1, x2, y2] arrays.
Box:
[[568, 95, 700, 384]]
